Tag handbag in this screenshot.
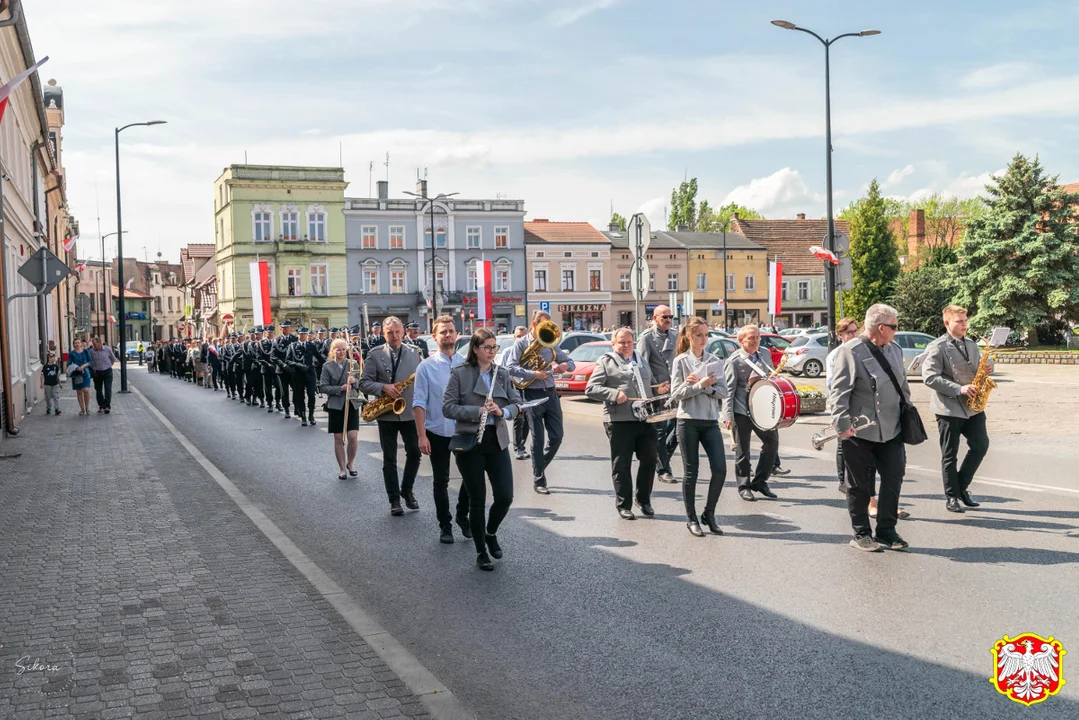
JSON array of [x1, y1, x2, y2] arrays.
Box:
[[448, 432, 477, 454], [860, 339, 927, 445]]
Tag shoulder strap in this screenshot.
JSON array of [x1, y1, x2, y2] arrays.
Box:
[[859, 337, 907, 404]]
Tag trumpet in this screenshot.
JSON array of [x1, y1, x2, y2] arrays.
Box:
[[811, 415, 876, 450]]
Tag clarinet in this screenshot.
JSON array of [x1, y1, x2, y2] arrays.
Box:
[[476, 360, 498, 443]]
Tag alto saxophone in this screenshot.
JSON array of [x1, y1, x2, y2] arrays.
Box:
[[361, 373, 416, 422], [966, 340, 996, 413]]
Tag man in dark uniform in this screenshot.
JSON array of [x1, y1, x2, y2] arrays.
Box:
[[363, 321, 385, 359], [405, 321, 430, 359], [274, 320, 299, 418], [313, 328, 328, 394], [246, 327, 265, 407], [205, 337, 222, 391], [258, 327, 279, 412], [288, 327, 319, 426]]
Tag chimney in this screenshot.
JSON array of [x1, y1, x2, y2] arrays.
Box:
[[796, 213, 806, 220], [416, 179, 428, 198], [376, 180, 388, 200], [731, 212, 739, 221], [677, 225, 689, 232], [608, 222, 620, 232], [909, 208, 926, 259]]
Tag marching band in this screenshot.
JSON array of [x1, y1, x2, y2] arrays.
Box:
[[146, 299, 998, 568]]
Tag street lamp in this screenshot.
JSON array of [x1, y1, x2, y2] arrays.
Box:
[[403, 189, 458, 332], [115, 120, 166, 392], [771, 19, 879, 349], [100, 230, 127, 346]]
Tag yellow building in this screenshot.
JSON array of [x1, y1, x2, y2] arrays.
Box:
[[664, 231, 769, 328]]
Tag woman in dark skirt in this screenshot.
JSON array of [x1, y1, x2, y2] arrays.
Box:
[[321, 338, 361, 479]]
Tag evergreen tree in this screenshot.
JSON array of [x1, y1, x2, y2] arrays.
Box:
[[949, 153, 1079, 336], [890, 265, 950, 336], [845, 178, 901, 322], [668, 178, 698, 230], [609, 212, 627, 232]]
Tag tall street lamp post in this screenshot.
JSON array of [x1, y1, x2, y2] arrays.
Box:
[[771, 19, 879, 348], [403, 189, 458, 333], [115, 120, 166, 393]]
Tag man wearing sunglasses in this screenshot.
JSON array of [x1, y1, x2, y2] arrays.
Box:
[[637, 305, 680, 482]]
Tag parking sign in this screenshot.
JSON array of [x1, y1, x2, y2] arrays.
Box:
[[539, 301, 550, 313]]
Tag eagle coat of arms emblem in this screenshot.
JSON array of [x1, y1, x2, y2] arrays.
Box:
[[990, 633, 1066, 706]]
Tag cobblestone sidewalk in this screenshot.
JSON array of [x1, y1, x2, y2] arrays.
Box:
[[0, 392, 431, 720]]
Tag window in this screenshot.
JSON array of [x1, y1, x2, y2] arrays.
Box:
[[362, 226, 377, 249], [496, 267, 510, 292], [287, 268, 302, 296], [798, 280, 810, 301], [821, 282, 828, 301], [389, 225, 404, 249], [154, 298, 162, 313], [564, 251, 572, 258], [649, 274, 656, 292], [589, 269, 601, 291], [562, 269, 575, 292], [535, 251, 545, 258], [745, 274, 756, 291], [696, 273, 706, 291], [620, 273, 629, 291], [424, 226, 447, 249], [390, 270, 405, 294], [89, 294, 95, 311], [467, 227, 481, 249], [781, 281, 789, 301], [254, 212, 272, 242], [494, 226, 508, 248], [667, 274, 678, 292], [590, 251, 599, 258], [310, 264, 328, 296], [308, 212, 326, 242], [281, 211, 299, 241], [534, 269, 547, 292], [726, 273, 735, 291], [467, 264, 477, 291], [362, 263, 379, 293], [167, 296, 173, 311]]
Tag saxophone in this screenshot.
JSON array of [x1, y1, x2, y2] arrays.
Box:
[[965, 340, 996, 413], [361, 373, 416, 422]]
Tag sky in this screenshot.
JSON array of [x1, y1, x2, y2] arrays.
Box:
[[23, 0, 1079, 264]]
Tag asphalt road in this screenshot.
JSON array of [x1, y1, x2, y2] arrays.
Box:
[[132, 368, 1079, 719]]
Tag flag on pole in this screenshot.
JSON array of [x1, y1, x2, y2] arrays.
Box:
[[809, 245, 839, 265], [125, 277, 134, 290], [0, 56, 48, 127], [475, 260, 493, 325], [63, 235, 77, 252], [768, 260, 783, 318], [73, 260, 87, 273], [249, 260, 272, 326]]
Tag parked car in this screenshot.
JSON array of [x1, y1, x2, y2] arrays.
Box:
[[783, 334, 830, 378], [124, 341, 144, 361], [779, 327, 810, 337], [758, 333, 791, 366], [559, 331, 606, 354], [415, 335, 437, 358], [601, 329, 639, 341], [894, 331, 936, 375], [705, 337, 739, 359], [457, 334, 517, 363], [554, 341, 609, 395]]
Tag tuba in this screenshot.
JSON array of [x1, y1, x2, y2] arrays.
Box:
[[966, 338, 996, 413], [361, 373, 416, 422], [513, 320, 562, 389]]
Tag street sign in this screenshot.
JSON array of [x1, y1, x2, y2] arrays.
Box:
[[627, 213, 651, 260], [832, 231, 850, 255], [629, 259, 650, 301], [75, 293, 91, 329], [539, 300, 550, 313], [17, 247, 70, 294]]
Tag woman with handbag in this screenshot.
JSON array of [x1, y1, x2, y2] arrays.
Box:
[[67, 338, 93, 415], [443, 329, 523, 571], [320, 339, 360, 480]]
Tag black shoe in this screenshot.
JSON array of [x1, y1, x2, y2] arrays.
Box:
[[960, 491, 980, 508], [267, 407, 274, 413], [618, 508, 635, 520], [301, 418, 308, 427], [456, 517, 473, 539], [439, 526, 454, 544], [753, 483, 778, 499], [485, 534, 503, 559], [772, 466, 792, 476], [875, 532, 910, 550], [533, 483, 550, 495], [308, 415, 315, 426], [404, 492, 419, 510], [284, 412, 291, 419], [946, 497, 965, 513], [476, 552, 494, 571], [700, 511, 723, 535], [686, 516, 705, 537], [390, 502, 404, 516], [634, 500, 655, 516], [738, 488, 756, 502]]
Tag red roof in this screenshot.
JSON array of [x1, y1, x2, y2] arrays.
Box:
[[111, 284, 151, 299], [524, 220, 610, 245], [730, 217, 851, 275]]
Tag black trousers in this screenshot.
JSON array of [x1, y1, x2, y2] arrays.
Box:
[[292, 370, 317, 417], [428, 433, 470, 529], [209, 361, 221, 390], [841, 434, 905, 538], [93, 368, 113, 409], [262, 369, 278, 406], [513, 408, 530, 453], [453, 431, 513, 554], [378, 420, 421, 503], [654, 415, 679, 475], [733, 413, 778, 489], [936, 412, 989, 498], [524, 387, 563, 483], [246, 367, 262, 402], [604, 421, 657, 511], [677, 419, 726, 516], [277, 370, 291, 410]]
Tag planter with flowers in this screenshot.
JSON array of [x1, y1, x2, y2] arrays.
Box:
[[796, 386, 826, 414]]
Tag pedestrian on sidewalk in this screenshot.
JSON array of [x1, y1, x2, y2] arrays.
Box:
[[41, 351, 63, 416], [88, 336, 118, 414], [67, 338, 93, 415]]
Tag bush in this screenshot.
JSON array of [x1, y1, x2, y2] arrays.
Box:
[[890, 266, 950, 336], [1036, 319, 1070, 346]]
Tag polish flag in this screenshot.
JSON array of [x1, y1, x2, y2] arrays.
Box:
[[74, 260, 87, 273], [768, 261, 783, 317], [0, 57, 49, 126], [809, 246, 839, 265], [249, 260, 272, 326], [126, 277, 135, 290], [63, 235, 77, 253], [475, 260, 493, 325]]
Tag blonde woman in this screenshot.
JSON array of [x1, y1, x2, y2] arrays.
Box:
[[320, 338, 360, 479]]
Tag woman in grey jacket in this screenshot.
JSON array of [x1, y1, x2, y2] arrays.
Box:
[[670, 317, 729, 536]]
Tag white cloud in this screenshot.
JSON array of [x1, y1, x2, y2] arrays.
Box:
[[637, 197, 667, 232], [548, 0, 622, 27], [722, 168, 823, 218], [960, 62, 1038, 90], [943, 169, 1005, 198], [882, 164, 915, 189]]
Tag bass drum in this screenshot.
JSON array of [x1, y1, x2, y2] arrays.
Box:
[[747, 376, 801, 431]]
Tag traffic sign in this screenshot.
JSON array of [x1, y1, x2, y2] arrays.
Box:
[[629, 259, 650, 302], [627, 213, 651, 261], [17, 247, 70, 294], [831, 231, 850, 255], [75, 293, 92, 330], [539, 300, 550, 313]]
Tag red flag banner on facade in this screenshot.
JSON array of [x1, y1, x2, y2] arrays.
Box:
[[249, 260, 272, 326], [476, 260, 493, 325], [73, 260, 87, 273], [768, 260, 783, 317], [63, 235, 77, 253], [0, 56, 49, 126]]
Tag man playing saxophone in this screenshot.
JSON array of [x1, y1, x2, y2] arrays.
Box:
[[504, 310, 574, 495], [921, 305, 991, 513], [360, 316, 423, 516]]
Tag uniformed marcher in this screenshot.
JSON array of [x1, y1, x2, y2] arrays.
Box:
[[288, 327, 319, 426], [363, 321, 386, 359], [275, 320, 299, 418], [246, 327, 266, 407], [314, 328, 328, 392], [723, 324, 780, 502], [405, 321, 430, 359], [636, 305, 679, 483], [259, 326, 281, 412]]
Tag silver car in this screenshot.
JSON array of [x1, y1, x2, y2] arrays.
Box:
[[783, 333, 829, 377]]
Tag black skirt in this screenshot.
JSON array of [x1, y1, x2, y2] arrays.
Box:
[[327, 405, 360, 434]]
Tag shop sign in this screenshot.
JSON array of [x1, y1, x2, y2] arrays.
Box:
[[461, 294, 523, 304], [558, 304, 606, 313], [514, 304, 525, 317]]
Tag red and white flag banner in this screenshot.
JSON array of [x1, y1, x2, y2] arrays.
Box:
[[475, 260, 493, 325], [249, 260, 272, 326], [768, 261, 783, 317], [63, 235, 77, 253], [0, 56, 48, 126], [74, 260, 87, 273], [809, 245, 839, 265]]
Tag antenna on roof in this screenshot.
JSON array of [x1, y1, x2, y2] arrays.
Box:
[[384, 152, 390, 183], [368, 161, 374, 197]]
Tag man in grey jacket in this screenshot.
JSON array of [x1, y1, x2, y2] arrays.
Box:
[[921, 305, 990, 513], [830, 303, 910, 552], [636, 305, 679, 482], [722, 325, 779, 501], [359, 317, 423, 516]]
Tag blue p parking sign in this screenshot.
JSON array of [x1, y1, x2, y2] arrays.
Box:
[[539, 301, 550, 313]]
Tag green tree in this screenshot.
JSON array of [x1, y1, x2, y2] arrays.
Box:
[[844, 178, 901, 322], [669, 178, 698, 230], [697, 201, 763, 232], [949, 153, 1079, 336], [890, 265, 950, 336], [609, 212, 627, 232]]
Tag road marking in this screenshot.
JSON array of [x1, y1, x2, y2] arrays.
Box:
[[131, 386, 475, 720]]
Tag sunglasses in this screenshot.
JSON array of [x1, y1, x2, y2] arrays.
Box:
[[658, 315, 673, 320], [878, 323, 898, 331]]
